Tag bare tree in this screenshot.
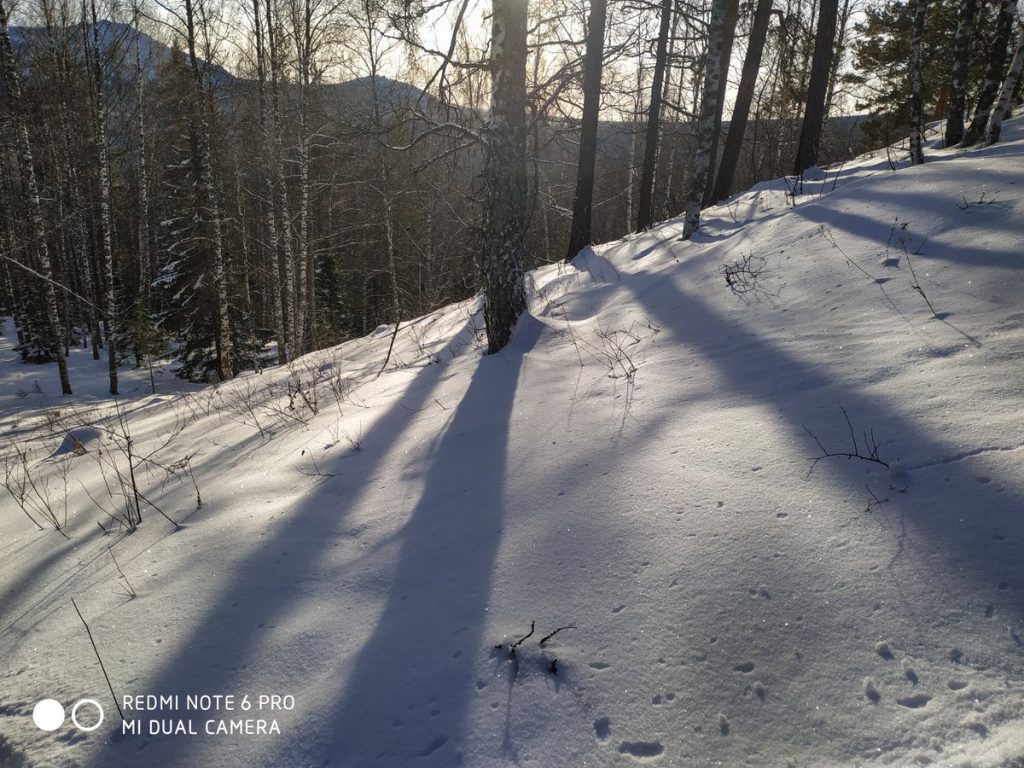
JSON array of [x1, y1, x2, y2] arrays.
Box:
[[984, 23, 1024, 145], [0, 0, 72, 394], [636, 0, 673, 231], [86, 0, 120, 393], [711, 0, 773, 203], [481, 0, 528, 351], [565, 0, 608, 260], [682, 0, 729, 239], [944, 0, 977, 146], [962, 0, 1018, 146], [907, 0, 927, 165], [792, 0, 839, 176]]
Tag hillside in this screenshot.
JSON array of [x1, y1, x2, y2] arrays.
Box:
[[1, 120, 1023, 768]]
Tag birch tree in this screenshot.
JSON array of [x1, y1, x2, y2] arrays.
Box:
[[0, 0, 72, 394], [481, 0, 528, 351], [944, 0, 977, 146], [984, 23, 1024, 145], [682, 0, 729, 239], [962, 0, 1017, 146], [86, 0, 120, 394]]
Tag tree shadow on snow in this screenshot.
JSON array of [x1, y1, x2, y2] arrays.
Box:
[[622, 270, 1024, 619], [82, 317, 515, 768]]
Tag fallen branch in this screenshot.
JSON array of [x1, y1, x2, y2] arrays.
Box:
[[71, 598, 125, 723], [804, 407, 889, 478], [509, 621, 535, 657], [539, 625, 575, 646]]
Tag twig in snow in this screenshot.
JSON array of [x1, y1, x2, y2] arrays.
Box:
[[71, 598, 125, 723], [539, 625, 576, 646], [804, 407, 890, 478], [864, 484, 888, 513], [509, 621, 535, 657]]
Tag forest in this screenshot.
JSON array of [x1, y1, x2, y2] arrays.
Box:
[[0, 0, 1019, 384]]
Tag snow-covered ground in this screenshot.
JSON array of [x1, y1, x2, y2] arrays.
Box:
[[2, 122, 1023, 768]]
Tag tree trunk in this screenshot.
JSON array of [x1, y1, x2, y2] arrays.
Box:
[[252, 0, 287, 365], [963, 0, 1018, 146], [184, 0, 232, 381], [908, 0, 927, 165], [481, 0, 528, 352], [88, 0, 119, 394], [984, 24, 1024, 145], [702, 0, 740, 206], [712, 0, 773, 203], [265, 0, 297, 363], [944, 0, 978, 146], [134, 7, 151, 366], [292, 0, 312, 357], [682, 0, 729, 239], [636, 0, 673, 231], [792, 0, 840, 176], [565, 0, 608, 260], [0, 0, 72, 394]]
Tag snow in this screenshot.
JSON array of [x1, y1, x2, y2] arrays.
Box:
[[3, 122, 1024, 768]]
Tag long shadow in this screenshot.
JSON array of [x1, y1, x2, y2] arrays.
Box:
[[83, 319, 476, 768], [289, 327, 536, 767], [793, 201, 1024, 271], [624, 271, 1023, 613]]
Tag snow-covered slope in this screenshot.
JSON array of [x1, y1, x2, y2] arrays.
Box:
[[2, 123, 1023, 768]]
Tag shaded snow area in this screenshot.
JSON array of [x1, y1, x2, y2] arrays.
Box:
[[3, 124, 1024, 768]]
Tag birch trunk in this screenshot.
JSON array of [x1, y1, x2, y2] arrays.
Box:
[[682, 0, 729, 239], [0, 0, 72, 393], [944, 0, 977, 146], [265, 0, 297, 362], [184, 0, 232, 380], [481, 0, 528, 352], [88, 0, 119, 394], [962, 0, 1017, 146], [135, 10, 151, 362], [253, 0, 287, 365], [702, 0, 740, 206], [984, 24, 1024, 145]]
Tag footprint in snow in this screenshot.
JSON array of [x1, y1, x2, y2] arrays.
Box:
[[617, 740, 664, 760], [895, 693, 931, 709]]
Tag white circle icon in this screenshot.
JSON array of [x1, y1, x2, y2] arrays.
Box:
[[32, 699, 65, 732], [71, 699, 104, 732]]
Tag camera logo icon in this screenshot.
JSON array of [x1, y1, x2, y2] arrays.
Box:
[[33, 699, 104, 732]]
